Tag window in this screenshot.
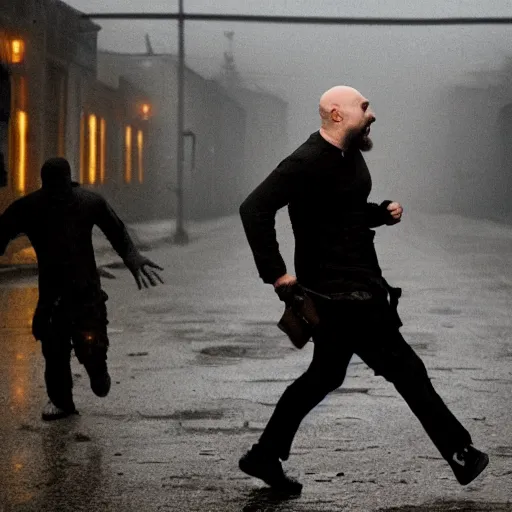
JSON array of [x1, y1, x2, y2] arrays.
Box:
[[124, 125, 132, 183], [80, 113, 106, 185], [88, 114, 97, 184], [14, 110, 27, 193], [137, 129, 143, 183], [5, 74, 27, 192]]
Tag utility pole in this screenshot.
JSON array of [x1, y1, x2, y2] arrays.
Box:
[[172, 0, 189, 244]]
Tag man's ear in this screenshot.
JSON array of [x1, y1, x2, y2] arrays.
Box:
[[331, 108, 343, 123]]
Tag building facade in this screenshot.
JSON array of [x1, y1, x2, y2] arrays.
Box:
[[0, 0, 156, 223], [98, 51, 250, 221], [0, 0, 289, 263]]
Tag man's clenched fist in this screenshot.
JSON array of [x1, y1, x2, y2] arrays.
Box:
[[274, 273, 297, 289], [387, 202, 403, 222]]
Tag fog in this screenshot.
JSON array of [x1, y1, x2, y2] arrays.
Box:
[[67, 0, 512, 222]]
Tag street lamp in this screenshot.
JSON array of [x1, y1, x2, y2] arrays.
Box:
[[10, 39, 25, 64], [140, 103, 151, 120]]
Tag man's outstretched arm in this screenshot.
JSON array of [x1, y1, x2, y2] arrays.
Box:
[[239, 157, 303, 288], [94, 197, 164, 289]]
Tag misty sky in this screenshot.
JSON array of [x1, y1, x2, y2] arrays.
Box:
[[68, 1, 512, 17], [64, 0, 512, 204]]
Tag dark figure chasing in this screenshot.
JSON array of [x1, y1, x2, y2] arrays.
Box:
[[0, 157, 164, 420], [238, 85, 488, 493]]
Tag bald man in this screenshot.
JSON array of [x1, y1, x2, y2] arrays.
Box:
[[238, 86, 488, 492]]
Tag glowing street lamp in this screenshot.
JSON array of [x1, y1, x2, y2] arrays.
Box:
[[140, 103, 151, 120], [10, 39, 25, 64]]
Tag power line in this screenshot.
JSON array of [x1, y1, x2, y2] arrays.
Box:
[[82, 13, 512, 25]]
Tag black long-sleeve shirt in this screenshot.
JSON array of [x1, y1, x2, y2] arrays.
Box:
[[239, 131, 395, 295], [0, 184, 137, 303]]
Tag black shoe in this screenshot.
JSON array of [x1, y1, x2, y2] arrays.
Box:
[[239, 445, 303, 494], [449, 445, 489, 485], [85, 362, 111, 397], [41, 401, 79, 421]]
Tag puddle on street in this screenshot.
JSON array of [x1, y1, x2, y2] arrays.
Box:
[[428, 307, 462, 316], [196, 344, 295, 365], [138, 409, 225, 421]]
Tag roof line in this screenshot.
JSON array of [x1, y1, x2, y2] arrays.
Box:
[[82, 13, 512, 25]]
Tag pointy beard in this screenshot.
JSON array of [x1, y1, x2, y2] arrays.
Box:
[[358, 135, 373, 152]]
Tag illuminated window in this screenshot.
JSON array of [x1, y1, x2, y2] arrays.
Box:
[[15, 111, 27, 193], [88, 115, 97, 184], [137, 130, 143, 183], [80, 114, 107, 185], [125, 125, 132, 183], [100, 118, 106, 184], [7, 76, 27, 190], [11, 40, 25, 64]]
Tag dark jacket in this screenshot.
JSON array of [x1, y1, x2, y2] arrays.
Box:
[[0, 183, 137, 304], [239, 131, 396, 295]]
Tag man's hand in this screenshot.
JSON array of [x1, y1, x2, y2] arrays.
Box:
[[126, 254, 164, 290], [274, 273, 297, 288], [387, 202, 403, 223]]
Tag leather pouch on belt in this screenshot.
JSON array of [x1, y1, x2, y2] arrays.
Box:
[[276, 284, 320, 349]]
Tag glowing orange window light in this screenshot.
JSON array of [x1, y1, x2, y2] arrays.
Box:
[[137, 130, 143, 183], [11, 40, 25, 64], [17, 111, 27, 193], [125, 126, 132, 183], [88, 115, 97, 184], [100, 118, 106, 184]]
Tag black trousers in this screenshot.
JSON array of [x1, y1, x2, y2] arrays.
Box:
[[258, 298, 472, 462], [33, 289, 110, 411]]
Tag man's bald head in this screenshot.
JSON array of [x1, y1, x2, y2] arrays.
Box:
[[318, 85, 375, 151], [319, 86, 367, 123]]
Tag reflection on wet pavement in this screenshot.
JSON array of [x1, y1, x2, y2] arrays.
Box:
[[0, 286, 39, 417], [378, 500, 512, 511], [3, 420, 107, 511], [240, 488, 302, 512]]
